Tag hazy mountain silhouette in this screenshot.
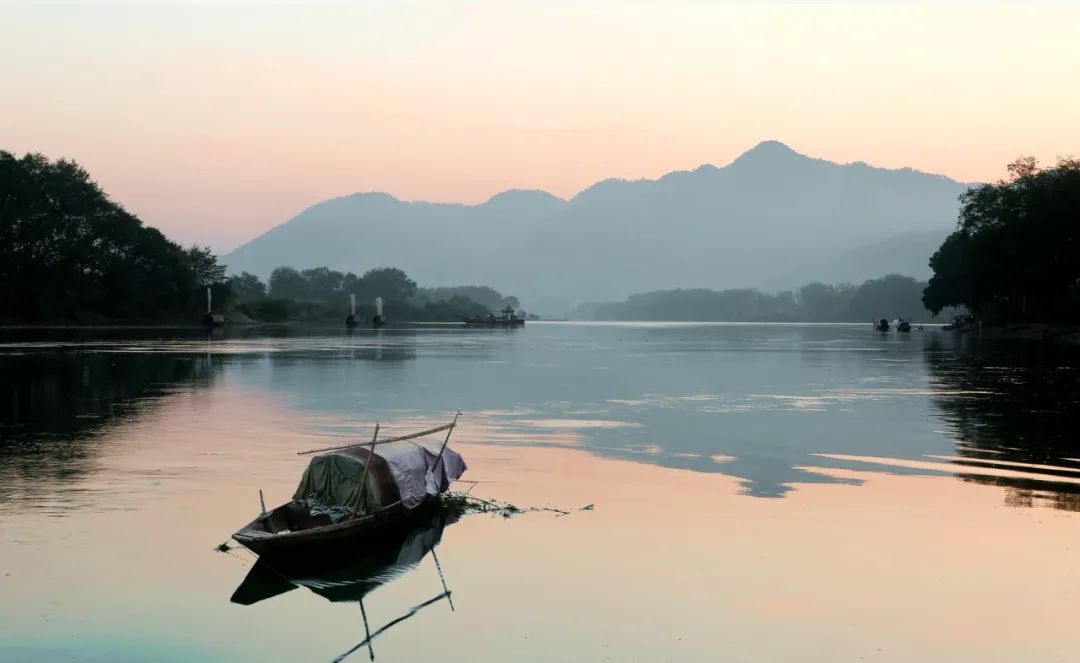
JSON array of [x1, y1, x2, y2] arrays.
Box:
[[224, 141, 973, 314], [768, 230, 950, 289]]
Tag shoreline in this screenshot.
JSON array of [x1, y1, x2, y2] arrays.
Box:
[[954, 322, 1080, 345]]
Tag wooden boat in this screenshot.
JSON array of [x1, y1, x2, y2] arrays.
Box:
[[231, 501, 463, 661], [231, 500, 463, 605], [462, 305, 525, 327], [232, 415, 466, 558], [896, 320, 912, 332], [874, 318, 890, 332]]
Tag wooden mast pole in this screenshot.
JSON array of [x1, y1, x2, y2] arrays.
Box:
[[354, 423, 379, 516], [431, 411, 461, 483], [296, 421, 455, 455]]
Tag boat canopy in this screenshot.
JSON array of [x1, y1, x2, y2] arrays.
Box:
[[292, 441, 466, 513]]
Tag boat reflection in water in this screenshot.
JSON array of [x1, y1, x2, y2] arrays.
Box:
[[231, 501, 464, 661]]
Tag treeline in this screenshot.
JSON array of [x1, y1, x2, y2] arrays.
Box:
[[228, 267, 519, 322], [923, 157, 1080, 324], [0, 151, 227, 323], [573, 275, 938, 322], [0, 151, 519, 324]]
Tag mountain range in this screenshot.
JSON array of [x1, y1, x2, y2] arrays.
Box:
[[223, 141, 973, 314]]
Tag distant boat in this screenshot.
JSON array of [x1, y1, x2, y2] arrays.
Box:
[[874, 318, 890, 332], [896, 320, 912, 333], [943, 314, 976, 332], [462, 306, 525, 327], [232, 416, 466, 558]]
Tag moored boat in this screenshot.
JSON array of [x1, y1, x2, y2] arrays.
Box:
[[232, 415, 466, 558], [462, 305, 525, 326], [874, 318, 890, 332]]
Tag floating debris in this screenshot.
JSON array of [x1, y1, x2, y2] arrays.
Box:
[[441, 492, 590, 518]]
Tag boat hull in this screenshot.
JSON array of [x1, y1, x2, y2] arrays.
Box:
[[233, 498, 440, 559]]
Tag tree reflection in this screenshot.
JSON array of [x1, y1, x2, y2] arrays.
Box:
[[0, 350, 221, 499], [926, 337, 1080, 510]]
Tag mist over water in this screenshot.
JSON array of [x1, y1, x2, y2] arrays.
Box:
[[2, 323, 1079, 661]]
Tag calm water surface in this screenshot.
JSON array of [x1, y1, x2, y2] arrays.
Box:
[[1, 323, 1079, 662]]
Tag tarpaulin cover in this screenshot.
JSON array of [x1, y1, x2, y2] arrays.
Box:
[[292, 441, 466, 512]]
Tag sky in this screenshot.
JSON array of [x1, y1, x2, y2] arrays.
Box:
[[2, 1, 1079, 251]]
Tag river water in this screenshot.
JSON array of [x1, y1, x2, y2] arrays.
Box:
[[1, 323, 1079, 662]]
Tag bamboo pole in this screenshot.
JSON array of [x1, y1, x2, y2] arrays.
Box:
[[355, 423, 379, 516], [258, 489, 267, 516], [431, 411, 461, 484], [296, 421, 455, 455]]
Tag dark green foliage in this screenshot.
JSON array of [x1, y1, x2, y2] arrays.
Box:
[[257, 264, 495, 322], [578, 288, 800, 322], [848, 275, 928, 322], [354, 267, 417, 303], [0, 151, 225, 322], [797, 282, 857, 322], [186, 245, 227, 286], [229, 272, 267, 302], [415, 286, 519, 312], [574, 275, 936, 322], [268, 266, 311, 301], [923, 157, 1080, 322]]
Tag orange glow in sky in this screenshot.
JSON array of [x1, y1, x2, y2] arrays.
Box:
[[2, 2, 1078, 250]]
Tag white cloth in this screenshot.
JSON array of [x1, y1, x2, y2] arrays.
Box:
[[376, 441, 467, 509]]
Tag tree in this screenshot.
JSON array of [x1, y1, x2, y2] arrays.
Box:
[[796, 282, 856, 321], [923, 156, 1080, 322], [356, 267, 417, 303], [229, 272, 267, 302], [268, 266, 311, 300], [0, 150, 205, 322], [186, 245, 227, 286], [300, 267, 346, 303], [848, 274, 927, 321]]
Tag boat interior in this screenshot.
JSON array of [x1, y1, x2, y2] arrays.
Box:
[[249, 501, 342, 535]]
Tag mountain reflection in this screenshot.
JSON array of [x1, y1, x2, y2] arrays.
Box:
[[5, 325, 1080, 512], [231, 502, 462, 662]]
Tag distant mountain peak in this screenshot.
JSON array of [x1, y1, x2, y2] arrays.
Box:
[[731, 140, 805, 165], [484, 188, 565, 206]]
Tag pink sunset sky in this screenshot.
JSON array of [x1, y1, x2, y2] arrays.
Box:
[[2, 2, 1078, 252]]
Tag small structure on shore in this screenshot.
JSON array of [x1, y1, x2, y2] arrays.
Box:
[[346, 295, 386, 328], [372, 297, 386, 328], [345, 294, 359, 328], [202, 287, 224, 327]]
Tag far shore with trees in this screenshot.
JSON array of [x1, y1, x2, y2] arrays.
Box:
[[0, 151, 523, 325], [228, 267, 523, 323], [572, 274, 946, 323], [3, 150, 1075, 333]]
